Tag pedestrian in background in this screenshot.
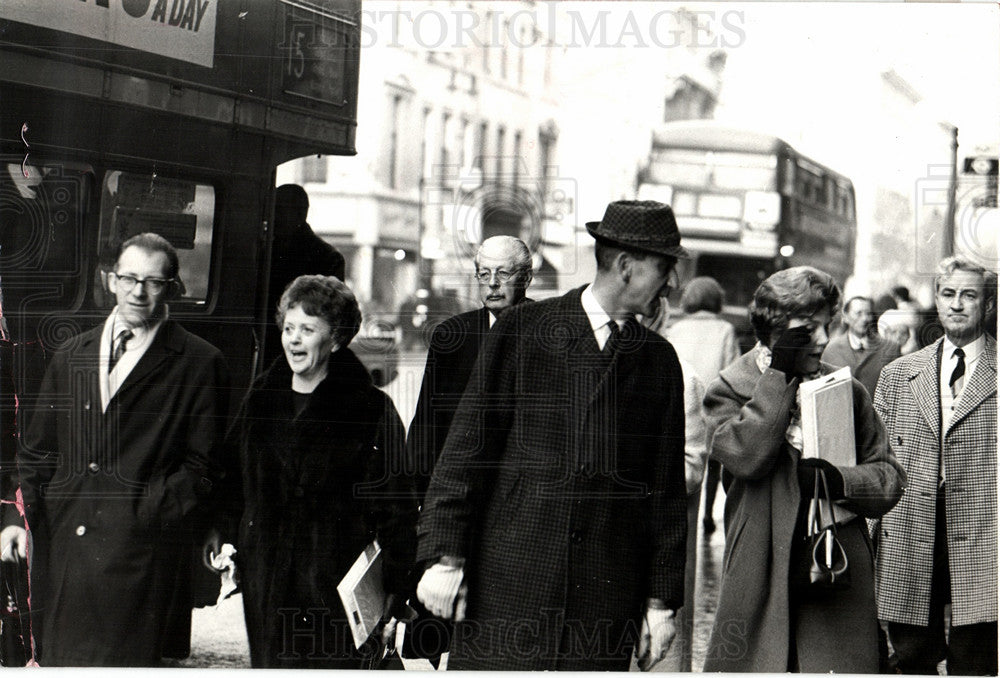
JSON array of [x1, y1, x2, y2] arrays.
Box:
[[664, 276, 740, 534], [702, 266, 905, 673], [872, 256, 997, 675], [821, 296, 901, 397]]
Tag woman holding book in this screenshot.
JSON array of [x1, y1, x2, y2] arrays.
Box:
[[218, 275, 418, 668], [701, 266, 906, 673]]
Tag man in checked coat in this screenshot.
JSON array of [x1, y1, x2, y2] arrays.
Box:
[[414, 201, 689, 671], [872, 255, 997, 675]]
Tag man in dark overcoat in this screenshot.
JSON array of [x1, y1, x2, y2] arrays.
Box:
[[0, 233, 229, 666], [872, 255, 997, 675], [414, 201, 689, 671]]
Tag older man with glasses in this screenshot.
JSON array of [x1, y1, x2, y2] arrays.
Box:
[[1, 233, 229, 666]]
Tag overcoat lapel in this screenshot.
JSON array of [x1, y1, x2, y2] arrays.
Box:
[[907, 339, 943, 444], [945, 335, 998, 437], [113, 320, 183, 403]]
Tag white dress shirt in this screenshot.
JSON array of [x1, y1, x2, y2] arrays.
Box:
[[940, 333, 986, 429], [581, 285, 623, 350], [100, 307, 167, 411]]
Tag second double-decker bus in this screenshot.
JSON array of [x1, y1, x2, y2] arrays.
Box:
[[638, 120, 857, 350]]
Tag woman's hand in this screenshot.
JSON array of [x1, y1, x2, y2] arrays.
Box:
[[770, 325, 814, 380], [797, 457, 845, 499]]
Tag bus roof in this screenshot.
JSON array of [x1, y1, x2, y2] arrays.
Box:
[[651, 120, 852, 186]]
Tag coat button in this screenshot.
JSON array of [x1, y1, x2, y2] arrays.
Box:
[[896, 436, 903, 446], [577, 464, 586, 474], [570, 529, 583, 544], [84, 401, 91, 411], [88, 462, 100, 473], [294, 486, 305, 498], [75, 525, 86, 536]]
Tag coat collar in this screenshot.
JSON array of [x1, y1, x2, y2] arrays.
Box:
[[259, 345, 373, 414], [78, 319, 188, 402]]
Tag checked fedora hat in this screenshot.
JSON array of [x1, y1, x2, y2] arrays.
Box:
[[586, 200, 689, 259]]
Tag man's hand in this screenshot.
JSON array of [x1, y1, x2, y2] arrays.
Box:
[[0, 525, 27, 563], [635, 604, 676, 671], [416, 561, 466, 620]]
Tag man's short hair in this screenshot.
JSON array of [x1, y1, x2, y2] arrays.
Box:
[[935, 255, 998, 310], [842, 295, 873, 316], [474, 236, 532, 271], [116, 232, 180, 280], [680, 276, 725, 314], [749, 266, 841, 345], [276, 184, 310, 220], [594, 238, 677, 274], [276, 274, 361, 347]]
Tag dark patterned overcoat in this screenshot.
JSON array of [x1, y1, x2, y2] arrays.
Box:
[[416, 286, 688, 671]]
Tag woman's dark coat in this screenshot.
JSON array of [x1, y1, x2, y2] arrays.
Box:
[[223, 348, 417, 668], [702, 351, 906, 672]]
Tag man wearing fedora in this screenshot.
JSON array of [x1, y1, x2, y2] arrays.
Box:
[[414, 201, 689, 670]]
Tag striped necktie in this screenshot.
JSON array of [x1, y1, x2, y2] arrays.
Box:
[[109, 329, 134, 371]]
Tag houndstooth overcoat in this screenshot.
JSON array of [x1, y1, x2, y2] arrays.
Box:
[[872, 334, 997, 627], [416, 286, 688, 671]]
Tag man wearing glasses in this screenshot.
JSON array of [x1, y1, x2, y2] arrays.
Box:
[[415, 201, 689, 670], [1, 233, 229, 666]]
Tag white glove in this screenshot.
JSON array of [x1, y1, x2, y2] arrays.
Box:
[[0, 525, 26, 563], [416, 562, 465, 620], [635, 606, 676, 671]]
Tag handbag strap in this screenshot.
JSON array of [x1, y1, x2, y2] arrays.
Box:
[[816, 468, 839, 538]]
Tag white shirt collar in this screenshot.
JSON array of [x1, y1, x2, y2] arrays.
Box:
[[943, 333, 986, 365], [847, 333, 876, 351], [581, 284, 614, 333]]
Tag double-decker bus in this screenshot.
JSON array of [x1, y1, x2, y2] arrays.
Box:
[[637, 121, 857, 350], [1, 0, 362, 391], [0, 0, 360, 663]]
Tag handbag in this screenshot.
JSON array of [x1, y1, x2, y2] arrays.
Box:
[[807, 468, 850, 589]]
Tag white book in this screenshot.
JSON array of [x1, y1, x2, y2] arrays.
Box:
[[799, 366, 856, 527], [337, 540, 385, 650]]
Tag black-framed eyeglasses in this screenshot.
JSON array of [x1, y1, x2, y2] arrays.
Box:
[[475, 268, 524, 283], [111, 272, 174, 295]]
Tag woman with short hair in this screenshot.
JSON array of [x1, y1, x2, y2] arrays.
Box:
[[702, 266, 905, 673], [222, 275, 417, 668]]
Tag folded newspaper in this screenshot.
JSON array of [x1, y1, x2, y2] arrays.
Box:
[[337, 540, 385, 649]]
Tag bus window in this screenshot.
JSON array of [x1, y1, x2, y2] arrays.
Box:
[[95, 171, 215, 306], [1, 160, 91, 331]]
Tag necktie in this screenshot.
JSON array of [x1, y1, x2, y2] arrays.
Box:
[[949, 347, 966, 393], [110, 329, 134, 371], [603, 320, 621, 356]]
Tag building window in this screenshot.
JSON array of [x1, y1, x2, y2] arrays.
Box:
[[439, 111, 452, 183], [420, 106, 432, 182], [495, 126, 506, 183], [500, 19, 509, 80], [476, 121, 488, 171], [512, 130, 523, 186], [387, 94, 402, 189], [299, 155, 327, 184]]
